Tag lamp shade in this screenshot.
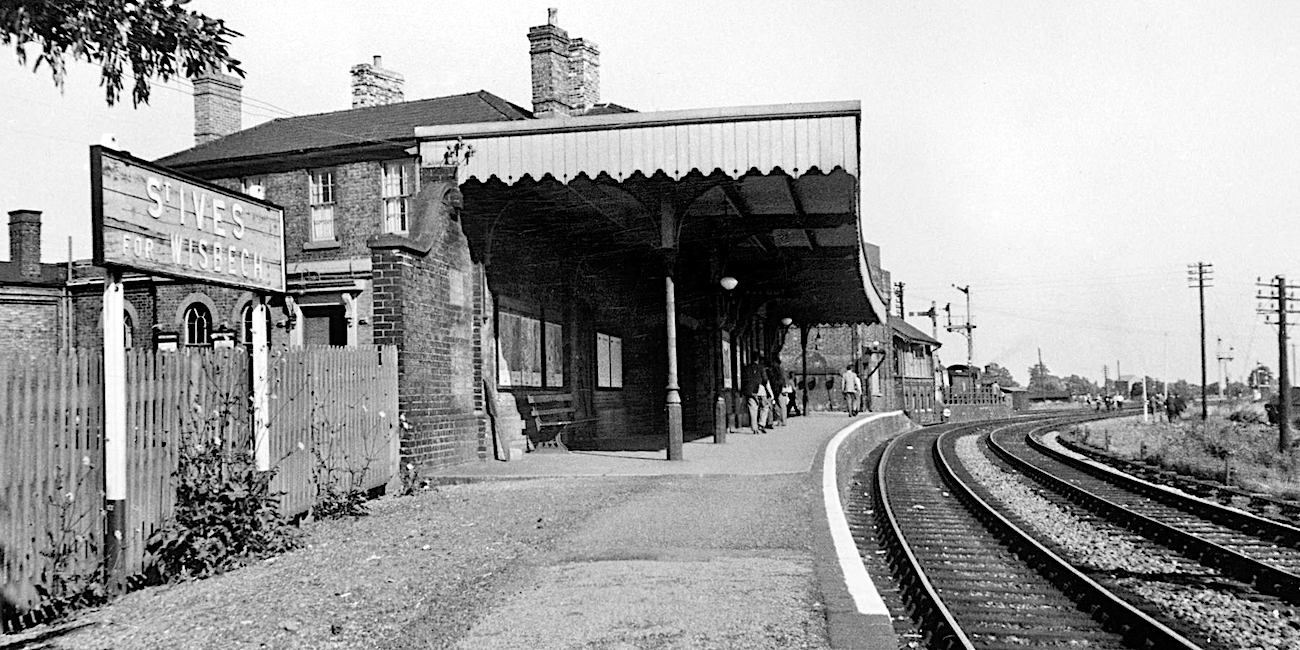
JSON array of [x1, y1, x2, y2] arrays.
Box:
[[780, 317, 793, 326], [719, 276, 739, 291]]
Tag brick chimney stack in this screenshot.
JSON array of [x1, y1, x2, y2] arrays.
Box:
[[193, 70, 243, 145], [8, 209, 42, 279], [528, 9, 601, 117], [567, 37, 600, 113], [351, 55, 405, 108], [529, 9, 573, 117]]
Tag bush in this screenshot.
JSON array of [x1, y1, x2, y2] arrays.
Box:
[[1227, 407, 1266, 425], [145, 437, 300, 582]]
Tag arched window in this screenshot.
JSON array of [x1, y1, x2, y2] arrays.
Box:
[[123, 311, 134, 350], [184, 303, 212, 347], [240, 302, 272, 348]]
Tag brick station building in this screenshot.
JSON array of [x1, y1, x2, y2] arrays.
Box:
[[3, 11, 891, 469]]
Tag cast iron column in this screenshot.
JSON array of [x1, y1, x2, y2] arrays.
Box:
[[801, 324, 810, 415], [665, 272, 683, 460]]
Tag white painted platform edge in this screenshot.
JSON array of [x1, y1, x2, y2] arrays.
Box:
[[822, 411, 901, 616]]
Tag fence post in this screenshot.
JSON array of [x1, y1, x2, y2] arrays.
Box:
[[252, 295, 271, 471], [102, 269, 128, 589]]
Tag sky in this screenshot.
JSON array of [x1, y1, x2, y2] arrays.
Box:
[[2, 0, 1298, 387]]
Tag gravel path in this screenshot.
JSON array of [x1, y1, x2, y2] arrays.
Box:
[[5, 473, 830, 650], [954, 433, 1300, 650]]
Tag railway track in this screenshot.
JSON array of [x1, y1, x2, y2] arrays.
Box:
[[868, 416, 1198, 649], [989, 426, 1300, 603], [1054, 435, 1300, 526]]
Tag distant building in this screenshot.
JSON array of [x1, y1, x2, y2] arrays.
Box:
[[0, 210, 68, 355]]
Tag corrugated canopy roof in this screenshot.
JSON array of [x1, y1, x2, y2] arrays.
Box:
[[417, 101, 859, 182], [436, 101, 885, 326]]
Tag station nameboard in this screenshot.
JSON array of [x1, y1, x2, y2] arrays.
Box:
[[91, 146, 286, 293]]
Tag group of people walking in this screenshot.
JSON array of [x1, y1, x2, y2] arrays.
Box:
[[742, 358, 868, 434], [741, 356, 797, 434]]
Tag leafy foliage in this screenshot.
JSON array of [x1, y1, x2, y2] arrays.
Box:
[[0, 0, 243, 106], [1027, 360, 1062, 393], [310, 447, 370, 520], [145, 438, 299, 582], [980, 362, 1019, 387], [35, 462, 108, 620], [1063, 374, 1097, 396]]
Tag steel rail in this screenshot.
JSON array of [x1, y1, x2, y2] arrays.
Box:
[[1047, 434, 1300, 535], [988, 427, 1300, 602], [873, 424, 974, 650], [934, 423, 1201, 650], [873, 415, 1200, 649]]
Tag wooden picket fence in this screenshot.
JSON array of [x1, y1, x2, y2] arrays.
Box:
[[1, 345, 399, 631], [0, 351, 103, 632], [267, 346, 401, 516]]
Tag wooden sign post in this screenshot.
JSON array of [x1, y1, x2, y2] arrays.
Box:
[[252, 296, 271, 471], [102, 270, 127, 586]]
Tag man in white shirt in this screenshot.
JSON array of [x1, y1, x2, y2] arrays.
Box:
[[840, 364, 862, 416]]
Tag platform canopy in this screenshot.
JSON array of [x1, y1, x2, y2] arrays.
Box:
[[416, 100, 887, 325]]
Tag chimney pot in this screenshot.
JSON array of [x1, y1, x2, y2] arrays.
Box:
[[373, 55, 382, 67], [548, 8, 558, 25], [8, 209, 43, 279]]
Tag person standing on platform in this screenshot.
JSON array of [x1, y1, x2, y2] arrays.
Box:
[[742, 356, 770, 434], [770, 359, 789, 427], [841, 364, 862, 416], [784, 371, 799, 418]]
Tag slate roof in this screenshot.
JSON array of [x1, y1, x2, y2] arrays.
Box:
[[889, 316, 941, 347], [158, 90, 533, 168], [582, 103, 637, 116]]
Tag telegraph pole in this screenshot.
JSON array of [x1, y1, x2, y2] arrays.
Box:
[[948, 285, 975, 367], [894, 282, 906, 319], [1188, 262, 1214, 420], [1257, 275, 1299, 452]]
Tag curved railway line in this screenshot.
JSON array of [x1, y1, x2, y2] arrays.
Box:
[[852, 413, 1300, 649], [865, 416, 1198, 649]]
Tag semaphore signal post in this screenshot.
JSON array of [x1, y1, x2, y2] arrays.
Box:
[[90, 145, 286, 585]]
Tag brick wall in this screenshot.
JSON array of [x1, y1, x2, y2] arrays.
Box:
[[212, 162, 387, 265], [70, 277, 287, 351], [0, 287, 62, 356], [369, 171, 483, 469], [947, 402, 1012, 422]]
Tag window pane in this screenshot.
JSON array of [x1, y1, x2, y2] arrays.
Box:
[[383, 197, 407, 233], [311, 205, 335, 241], [310, 170, 335, 205], [184, 304, 211, 347], [545, 321, 564, 387]]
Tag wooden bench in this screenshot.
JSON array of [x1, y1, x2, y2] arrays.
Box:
[[526, 393, 596, 452]]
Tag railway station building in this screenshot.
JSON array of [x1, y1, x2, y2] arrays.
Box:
[[2, 11, 889, 469]]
